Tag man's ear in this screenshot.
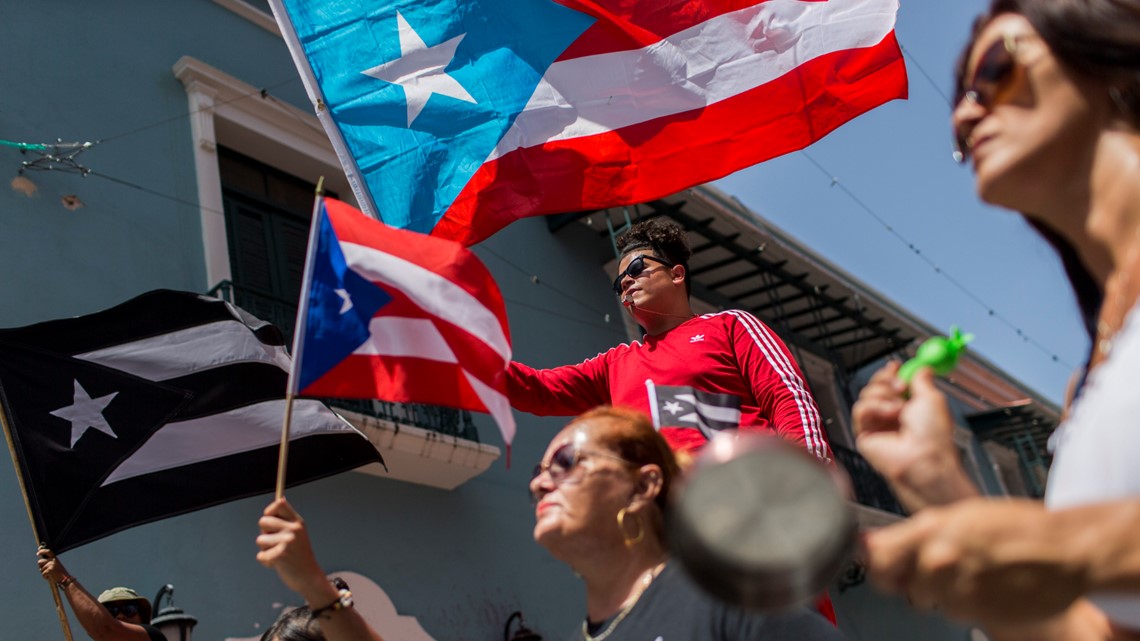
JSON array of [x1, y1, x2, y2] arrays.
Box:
[[671, 264, 686, 286]]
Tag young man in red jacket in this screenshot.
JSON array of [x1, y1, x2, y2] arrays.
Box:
[[507, 218, 831, 463]]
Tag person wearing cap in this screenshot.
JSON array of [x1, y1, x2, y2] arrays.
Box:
[[37, 548, 166, 641]]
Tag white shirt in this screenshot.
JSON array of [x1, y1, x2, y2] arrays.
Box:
[[1047, 303, 1140, 629]]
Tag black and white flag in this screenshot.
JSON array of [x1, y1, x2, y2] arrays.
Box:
[[645, 381, 742, 440], [0, 290, 382, 552]]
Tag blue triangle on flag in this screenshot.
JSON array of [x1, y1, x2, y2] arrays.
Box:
[[281, 0, 595, 234], [296, 208, 391, 392]]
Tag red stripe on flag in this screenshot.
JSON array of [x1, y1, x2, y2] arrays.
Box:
[[372, 288, 511, 388], [301, 354, 488, 408], [371, 288, 508, 376], [434, 33, 906, 246]]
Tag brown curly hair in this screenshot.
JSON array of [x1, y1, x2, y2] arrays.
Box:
[[616, 218, 692, 295]]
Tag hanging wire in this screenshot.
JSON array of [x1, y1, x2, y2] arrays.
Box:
[[86, 170, 219, 214], [798, 149, 1072, 370], [503, 296, 628, 337], [900, 44, 955, 107], [478, 243, 617, 320], [95, 77, 300, 144]]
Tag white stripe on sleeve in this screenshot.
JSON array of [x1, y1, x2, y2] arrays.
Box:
[[724, 311, 828, 460]]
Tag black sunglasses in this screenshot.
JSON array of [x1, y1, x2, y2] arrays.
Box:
[[106, 603, 140, 618], [953, 34, 1029, 162], [612, 255, 674, 294]]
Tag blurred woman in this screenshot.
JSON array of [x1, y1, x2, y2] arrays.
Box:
[[258, 406, 843, 640], [852, 1, 1140, 639], [529, 406, 840, 640]]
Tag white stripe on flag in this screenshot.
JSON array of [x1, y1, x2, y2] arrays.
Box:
[[695, 402, 742, 425], [75, 320, 292, 380], [463, 369, 516, 445], [674, 393, 742, 425], [353, 316, 458, 362], [340, 242, 511, 362], [101, 400, 354, 485], [489, 0, 897, 160], [646, 379, 662, 430]]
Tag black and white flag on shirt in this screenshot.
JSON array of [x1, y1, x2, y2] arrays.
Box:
[[645, 380, 742, 440], [0, 290, 382, 552]]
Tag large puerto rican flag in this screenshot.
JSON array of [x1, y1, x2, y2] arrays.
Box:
[[270, 0, 906, 246], [291, 197, 516, 445]]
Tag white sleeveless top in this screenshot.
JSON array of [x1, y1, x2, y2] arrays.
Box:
[[1047, 302, 1140, 630]]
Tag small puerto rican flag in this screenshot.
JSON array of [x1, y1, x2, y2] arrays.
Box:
[[290, 197, 515, 447], [646, 380, 742, 441]]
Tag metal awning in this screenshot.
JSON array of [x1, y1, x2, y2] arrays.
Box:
[[965, 401, 1058, 464]]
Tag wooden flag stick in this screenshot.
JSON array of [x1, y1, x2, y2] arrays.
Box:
[[274, 392, 296, 500], [276, 177, 326, 500], [0, 405, 75, 641]]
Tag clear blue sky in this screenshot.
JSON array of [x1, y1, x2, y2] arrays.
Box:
[[715, 0, 1086, 405]]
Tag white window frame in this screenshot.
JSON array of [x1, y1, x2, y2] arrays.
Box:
[[212, 0, 280, 36], [173, 55, 354, 288], [172, 56, 500, 489]]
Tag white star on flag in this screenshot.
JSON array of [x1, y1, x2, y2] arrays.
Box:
[[51, 380, 119, 447], [361, 11, 476, 127], [663, 400, 684, 415], [335, 288, 353, 314]]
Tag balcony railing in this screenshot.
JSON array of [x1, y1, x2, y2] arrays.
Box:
[[831, 444, 907, 517], [207, 280, 480, 442]]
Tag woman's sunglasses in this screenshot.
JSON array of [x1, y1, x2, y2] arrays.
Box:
[[530, 442, 631, 499], [953, 33, 1030, 163], [105, 603, 140, 618], [612, 255, 675, 294]]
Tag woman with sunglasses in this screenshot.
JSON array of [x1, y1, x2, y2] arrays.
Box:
[[529, 406, 843, 640], [507, 218, 831, 463], [851, 1, 1140, 639]]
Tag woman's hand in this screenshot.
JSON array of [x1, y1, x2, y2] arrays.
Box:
[[851, 363, 978, 510], [256, 499, 337, 606], [865, 498, 1090, 626]]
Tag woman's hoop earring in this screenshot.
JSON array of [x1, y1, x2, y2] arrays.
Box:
[[616, 507, 645, 548]]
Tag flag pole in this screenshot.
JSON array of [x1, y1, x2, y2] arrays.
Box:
[[0, 402, 75, 641], [276, 176, 327, 500], [274, 392, 295, 501]]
